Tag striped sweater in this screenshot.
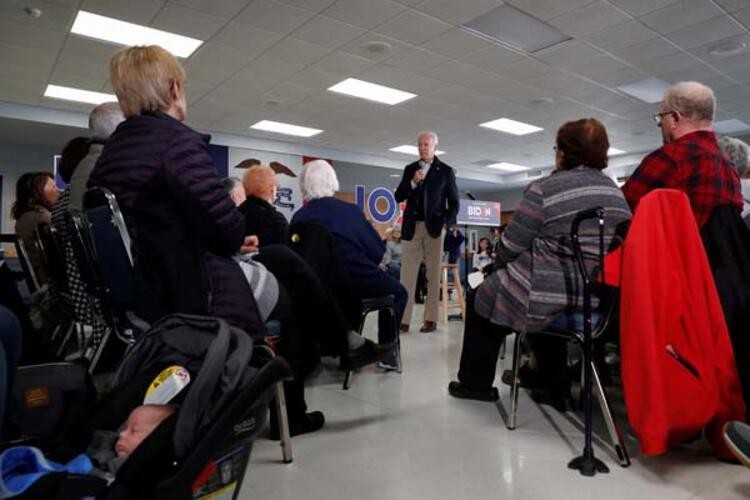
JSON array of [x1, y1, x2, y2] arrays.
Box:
[[474, 166, 631, 332]]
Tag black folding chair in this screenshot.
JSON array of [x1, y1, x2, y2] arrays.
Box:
[[34, 222, 84, 357], [505, 207, 630, 470]]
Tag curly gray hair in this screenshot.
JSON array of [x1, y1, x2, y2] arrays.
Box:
[[718, 135, 749, 178]]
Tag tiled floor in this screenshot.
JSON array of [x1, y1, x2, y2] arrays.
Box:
[[243, 306, 748, 500]]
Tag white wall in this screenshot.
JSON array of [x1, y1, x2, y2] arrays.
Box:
[[0, 140, 58, 233]]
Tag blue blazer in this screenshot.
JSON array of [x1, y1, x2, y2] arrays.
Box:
[[291, 197, 385, 281]]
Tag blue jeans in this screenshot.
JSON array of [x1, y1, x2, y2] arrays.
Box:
[[0, 305, 21, 438], [387, 262, 401, 280]]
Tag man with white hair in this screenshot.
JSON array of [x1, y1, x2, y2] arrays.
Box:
[[395, 131, 459, 333], [68, 102, 125, 210], [622, 81, 742, 227]]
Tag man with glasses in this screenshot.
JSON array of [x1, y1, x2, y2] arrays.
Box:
[[622, 81, 742, 227]]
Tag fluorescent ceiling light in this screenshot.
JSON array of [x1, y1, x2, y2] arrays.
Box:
[[480, 118, 543, 136], [328, 78, 416, 105], [389, 174, 401, 178], [250, 120, 322, 137], [617, 78, 670, 104], [462, 4, 571, 53], [608, 147, 626, 156], [71, 10, 203, 58], [44, 84, 116, 105], [714, 119, 750, 134], [487, 162, 530, 172], [389, 145, 446, 156]]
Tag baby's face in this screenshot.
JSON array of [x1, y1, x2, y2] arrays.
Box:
[[115, 405, 173, 458]]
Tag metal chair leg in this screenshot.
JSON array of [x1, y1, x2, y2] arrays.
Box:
[[55, 321, 76, 358], [591, 360, 630, 467], [508, 331, 524, 430], [499, 336, 507, 360], [343, 370, 352, 390], [275, 382, 293, 463]]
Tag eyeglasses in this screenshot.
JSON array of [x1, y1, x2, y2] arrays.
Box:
[[653, 111, 675, 125]]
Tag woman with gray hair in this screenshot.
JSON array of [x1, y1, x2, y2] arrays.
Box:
[[292, 160, 407, 370], [718, 136, 750, 221]]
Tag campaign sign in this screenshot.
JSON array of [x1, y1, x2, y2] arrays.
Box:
[[457, 199, 501, 227]]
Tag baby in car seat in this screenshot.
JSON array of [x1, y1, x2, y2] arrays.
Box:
[[115, 404, 175, 458]]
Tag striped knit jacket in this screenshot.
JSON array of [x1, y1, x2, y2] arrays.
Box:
[[474, 166, 631, 332]]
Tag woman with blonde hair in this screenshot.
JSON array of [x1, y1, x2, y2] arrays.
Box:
[[238, 164, 289, 246]]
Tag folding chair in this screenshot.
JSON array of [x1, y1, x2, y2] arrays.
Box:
[[505, 207, 630, 468]]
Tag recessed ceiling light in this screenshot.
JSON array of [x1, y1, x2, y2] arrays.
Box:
[[328, 78, 416, 105], [617, 77, 670, 104], [487, 162, 530, 172], [462, 4, 571, 54], [480, 118, 543, 136], [250, 120, 323, 137], [608, 147, 626, 156], [709, 40, 747, 58], [71, 10, 203, 58], [364, 41, 392, 55], [389, 145, 446, 156], [714, 119, 750, 134], [44, 84, 116, 104]]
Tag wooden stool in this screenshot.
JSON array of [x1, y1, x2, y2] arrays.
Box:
[[440, 263, 465, 324]]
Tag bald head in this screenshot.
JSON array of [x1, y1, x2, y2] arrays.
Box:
[[662, 81, 715, 123], [89, 102, 125, 141]]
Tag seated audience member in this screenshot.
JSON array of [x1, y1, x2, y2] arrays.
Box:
[[68, 103, 125, 211], [380, 226, 403, 280], [472, 237, 493, 273], [13, 172, 60, 285], [622, 81, 742, 228], [291, 160, 406, 370], [718, 136, 750, 222], [222, 177, 246, 207], [448, 118, 631, 406], [238, 165, 289, 246]]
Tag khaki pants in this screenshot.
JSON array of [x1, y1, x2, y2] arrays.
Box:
[[400, 222, 444, 325]]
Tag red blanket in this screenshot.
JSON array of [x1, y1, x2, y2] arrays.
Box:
[[604, 189, 744, 459]]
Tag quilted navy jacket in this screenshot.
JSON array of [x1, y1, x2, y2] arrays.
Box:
[[88, 111, 263, 335]]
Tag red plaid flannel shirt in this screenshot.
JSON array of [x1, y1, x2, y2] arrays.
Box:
[[622, 131, 742, 227]]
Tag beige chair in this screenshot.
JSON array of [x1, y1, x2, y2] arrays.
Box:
[[439, 263, 465, 324]]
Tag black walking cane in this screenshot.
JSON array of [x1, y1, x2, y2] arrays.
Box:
[[568, 207, 609, 477]]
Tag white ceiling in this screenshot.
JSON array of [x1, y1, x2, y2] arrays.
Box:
[[2, 0, 750, 184]]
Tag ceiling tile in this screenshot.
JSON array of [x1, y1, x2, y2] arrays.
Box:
[[501, 57, 553, 82], [637, 52, 705, 77], [413, 0, 501, 25], [638, 0, 724, 35], [275, 0, 337, 13], [47, 69, 108, 92], [291, 15, 366, 49], [593, 66, 649, 87], [262, 38, 331, 66], [507, 0, 595, 21], [0, 78, 45, 106], [373, 9, 451, 46], [261, 81, 319, 106], [357, 64, 448, 94], [535, 40, 604, 69], [81, 0, 165, 25], [233, 0, 316, 34], [288, 66, 347, 90], [607, 0, 679, 16], [210, 22, 285, 52], [0, 0, 77, 32], [323, 0, 405, 30], [421, 28, 491, 60], [382, 47, 450, 73], [714, 0, 750, 12], [548, 1, 629, 38], [0, 19, 67, 52], [167, 0, 251, 18], [55, 36, 119, 80], [184, 42, 259, 85], [339, 33, 412, 62], [733, 7, 750, 27], [665, 15, 745, 50], [311, 50, 376, 75], [583, 20, 657, 52], [613, 38, 681, 66], [460, 44, 525, 74], [151, 3, 228, 40]]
